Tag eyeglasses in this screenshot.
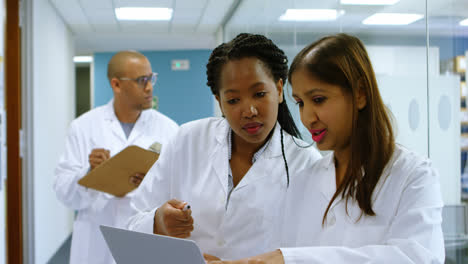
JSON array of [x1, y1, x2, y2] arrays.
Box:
[[118, 72, 158, 88]]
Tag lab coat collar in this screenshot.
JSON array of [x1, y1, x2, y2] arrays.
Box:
[[102, 99, 150, 142], [314, 146, 406, 221], [214, 119, 283, 160], [322, 151, 335, 170], [317, 150, 393, 212], [263, 123, 283, 159], [102, 99, 126, 142], [214, 118, 230, 145], [211, 119, 231, 196], [103, 99, 150, 124], [103, 99, 117, 121], [317, 152, 339, 205], [211, 119, 283, 193]]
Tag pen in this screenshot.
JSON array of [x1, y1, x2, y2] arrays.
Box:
[[182, 203, 191, 211]]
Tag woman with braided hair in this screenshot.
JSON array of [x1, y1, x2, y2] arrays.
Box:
[[127, 33, 321, 260]]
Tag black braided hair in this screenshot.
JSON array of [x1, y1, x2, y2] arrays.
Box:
[[206, 33, 300, 138], [280, 128, 291, 187], [206, 33, 297, 187]]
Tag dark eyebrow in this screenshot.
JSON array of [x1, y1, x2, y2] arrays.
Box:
[[223, 82, 266, 95], [292, 88, 328, 98], [223, 89, 239, 95]]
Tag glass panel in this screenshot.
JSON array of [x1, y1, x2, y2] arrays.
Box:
[[225, 0, 429, 152], [428, 0, 468, 262], [225, 0, 468, 261]]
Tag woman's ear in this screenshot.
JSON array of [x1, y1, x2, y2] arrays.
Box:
[[356, 80, 367, 111], [276, 78, 284, 104]]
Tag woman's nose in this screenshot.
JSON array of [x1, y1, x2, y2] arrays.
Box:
[[242, 104, 258, 118], [301, 106, 318, 127]]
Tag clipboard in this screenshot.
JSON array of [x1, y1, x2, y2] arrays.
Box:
[[100, 225, 205, 264], [78, 145, 159, 197]]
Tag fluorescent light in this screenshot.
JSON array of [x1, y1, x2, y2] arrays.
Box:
[[341, 0, 399, 5], [115, 7, 173, 21], [363, 13, 423, 25], [279, 9, 344, 21], [460, 18, 468, 26], [73, 56, 93, 63]]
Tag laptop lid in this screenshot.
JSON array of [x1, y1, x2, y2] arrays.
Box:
[[100, 225, 205, 264]]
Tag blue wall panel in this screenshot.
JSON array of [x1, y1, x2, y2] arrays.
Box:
[[94, 50, 213, 125]]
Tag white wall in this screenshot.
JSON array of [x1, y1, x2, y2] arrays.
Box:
[[0, 190, 5, 264], [32, 0, 75, 262]]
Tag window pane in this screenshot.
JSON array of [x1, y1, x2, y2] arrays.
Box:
[[428, 0, 468, 262], [225, 0, 428, 152], [225, 0, 468, 261]]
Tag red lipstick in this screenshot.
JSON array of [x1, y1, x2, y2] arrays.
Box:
[[309, 128, 327, 143], [243, 122, 263, 135]]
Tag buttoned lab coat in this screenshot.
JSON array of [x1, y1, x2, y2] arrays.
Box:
[[128, 117, 322, 260], [54, 100, 179, 264], [280, 145, 445, 264]]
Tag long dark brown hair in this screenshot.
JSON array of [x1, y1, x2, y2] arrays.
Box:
[[289, 33, 395, 224]]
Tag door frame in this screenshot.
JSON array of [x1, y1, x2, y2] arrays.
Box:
[[5, 0, 23, 263]]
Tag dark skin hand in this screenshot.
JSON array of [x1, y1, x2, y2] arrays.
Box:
[[129, 172, 145, 187], [88, 148, 110, 170], [154, 199, 194, 238], [204, 250, 285, 264], [89, 149, 144, 188], [204, 254, 221, 262]]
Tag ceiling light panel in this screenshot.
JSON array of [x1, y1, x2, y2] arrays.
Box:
[[279, 9, 344, 21], [460, 18, 468, 26], [363, 13, 424, 25], [73, 56, 93, 63], [115, 7, 173, 21], [340, 0, 400, 5]]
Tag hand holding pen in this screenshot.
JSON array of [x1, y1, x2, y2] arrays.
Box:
[[153, 199, 193, 238], [88, 148, 110, 170]]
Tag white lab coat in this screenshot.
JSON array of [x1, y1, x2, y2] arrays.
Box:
[[128, 117, 322, 260], [280, 144, 445, 264], [54, 100, 178, 264]]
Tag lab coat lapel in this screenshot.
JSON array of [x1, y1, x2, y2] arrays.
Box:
[[126, 110, 147, 144], [317, 153, 338, 204], [235, 159, 274, 190], [104, 100, 127, 143], [236, 124, 282, 189], [210, 119, 230, 196]]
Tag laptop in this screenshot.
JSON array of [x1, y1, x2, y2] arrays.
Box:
[[100, 225, 205, 264]]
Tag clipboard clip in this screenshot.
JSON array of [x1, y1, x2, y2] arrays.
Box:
[[148, 142, 162, 154]]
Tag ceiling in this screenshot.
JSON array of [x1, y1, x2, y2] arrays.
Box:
[[227, 0, 468, 37], [49, 0, 468, 55], [49, 0, 237, 54]]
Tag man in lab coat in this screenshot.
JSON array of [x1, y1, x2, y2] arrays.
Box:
[[54, 50, 179, 264]]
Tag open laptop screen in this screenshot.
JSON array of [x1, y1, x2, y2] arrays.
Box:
[[100, 225, 205, 264]]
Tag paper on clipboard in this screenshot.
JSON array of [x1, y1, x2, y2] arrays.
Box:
[[78, 145, 159, 197]]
